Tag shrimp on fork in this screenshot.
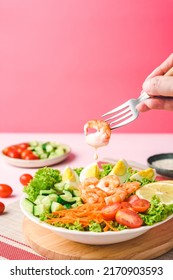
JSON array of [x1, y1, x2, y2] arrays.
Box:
[[84, 120, 111, 151]]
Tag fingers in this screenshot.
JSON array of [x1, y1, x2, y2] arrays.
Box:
[[136, 97, 173, 112], [142, 76, 173, 97], [145, 53, 173, 79]]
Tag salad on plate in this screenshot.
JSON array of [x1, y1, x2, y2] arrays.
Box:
[[21, 159, 173, 233]]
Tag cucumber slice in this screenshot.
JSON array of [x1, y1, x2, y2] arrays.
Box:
[[57, 190, 76, 204], [51, 201, 64, 212], [33, 204, 50, 217], [39, 189, 56, 195], [45, 144, 54, 153], [72, 189, 81, 197], [54, 147, 65, 156], [48, 193, 58, 201], [54, 182, 65, 193], [22, 198, 34, 214], [29, 141, 39, 147], [71, 202, 83, 208], [41, 196, 52, 206], [34, 195, 46, 205]]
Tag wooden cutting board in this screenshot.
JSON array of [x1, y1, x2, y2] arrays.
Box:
[[23, 217, 173, 260]]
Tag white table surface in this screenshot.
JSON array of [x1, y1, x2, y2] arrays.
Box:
[[0, 132, 173, 206]]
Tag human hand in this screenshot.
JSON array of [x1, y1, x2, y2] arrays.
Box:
[[136, 53, 173, 112]]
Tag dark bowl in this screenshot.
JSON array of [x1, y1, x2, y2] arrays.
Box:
[[147, 153, 173, 179]]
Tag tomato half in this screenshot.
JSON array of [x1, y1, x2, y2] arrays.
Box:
[[0, 184, 13, 198], [131, 199, 150, 213], [3, 145, 17, 155], [116, 208, 143, 228], [20, 174, 33, 186], [21, 149, 32, 159], [126, 194, 139, 204], [120, 201, 133, 210], [0, 202, 5, 214], [101, 203, 121, 220], [17, 143, 30, 150], [21, 149, 39, 160], [23, 153, 39, 160], [4, 145, 21, 158]]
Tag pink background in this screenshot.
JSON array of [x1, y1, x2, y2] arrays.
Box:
[[0, 0, 173, 133]]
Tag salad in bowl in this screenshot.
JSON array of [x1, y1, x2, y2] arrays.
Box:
[[20, 159, 173, 245]]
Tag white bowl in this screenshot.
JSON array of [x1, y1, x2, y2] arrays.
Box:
[[1, 143, 71, 168], [20, 196, 173, 245]]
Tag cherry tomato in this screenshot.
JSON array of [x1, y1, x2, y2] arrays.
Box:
[[0, 202, 5, 214], [131, 199, 150, 213], [0, 184, 13, 198], [16, 143, 30, 154], [126, 195, 139, 204], [20, 174, 33, 186], [23, 153, 39, 160], [116, 208, 143, 228], [21, 149, 32, 159], [3, 145, 17, 155], [18, 143, 30, 150], [21, 149, 39, 160], [120, 201, 133, 210], [6, 148, 21, 159], [101, 202, 121, 220]]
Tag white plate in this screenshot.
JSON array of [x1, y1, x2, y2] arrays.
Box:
[[1, 143, 71, 168], [20, 196, 173, 245]]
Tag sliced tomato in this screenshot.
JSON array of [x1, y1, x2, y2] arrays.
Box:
[[3, 145, 17, 155], [0, 184, 13, 198], [21, 149, 32, 159], [126, 194, 139, 204], [116, 208, 143, 228], [101, 202, 121, 220], [120, 201, 134, 210], [20, 174, 33, 186], [17, 143, 30, 150], [4, 145, 21, 158], [131, 199, 150, 213], [0, 202, 5, 214], [23, 153, 39, 160], [6, 149, 21, 158], [21, 149, 39, 160]]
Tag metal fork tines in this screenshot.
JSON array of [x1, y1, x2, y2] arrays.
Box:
[[102, 92, 150, 130]]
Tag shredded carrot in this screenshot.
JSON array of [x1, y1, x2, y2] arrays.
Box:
[[45, 203, 118, 232]]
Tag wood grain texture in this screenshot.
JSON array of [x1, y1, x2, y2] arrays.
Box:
[[23, 217, 173, 260]]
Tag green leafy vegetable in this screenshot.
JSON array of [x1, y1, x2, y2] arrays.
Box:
[[100, 163, 114, 178], [140, 196, 173, 226], [24, 167, 62, 202], [73, 167, 83, 176]]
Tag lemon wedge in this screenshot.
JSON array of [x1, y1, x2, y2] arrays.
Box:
[[136, 180, 173, 204], [62, 166, 79, 184], [79, 162, 100, 182], [130, 168, 156, 181], [109, 159, 128, 183]]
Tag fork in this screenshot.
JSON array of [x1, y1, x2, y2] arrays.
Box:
[[102, 67, 173, 130]]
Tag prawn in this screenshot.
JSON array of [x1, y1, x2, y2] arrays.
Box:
[[96, 175, 120, 195], [105, 189, 127, 205], [84, 120, 111, 149], [105, 181, 140, 205], [121, 181, 140, 195], [79, 177, 107, 204]]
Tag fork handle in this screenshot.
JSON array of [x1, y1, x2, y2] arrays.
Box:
[[138, 66, 173, 102]]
